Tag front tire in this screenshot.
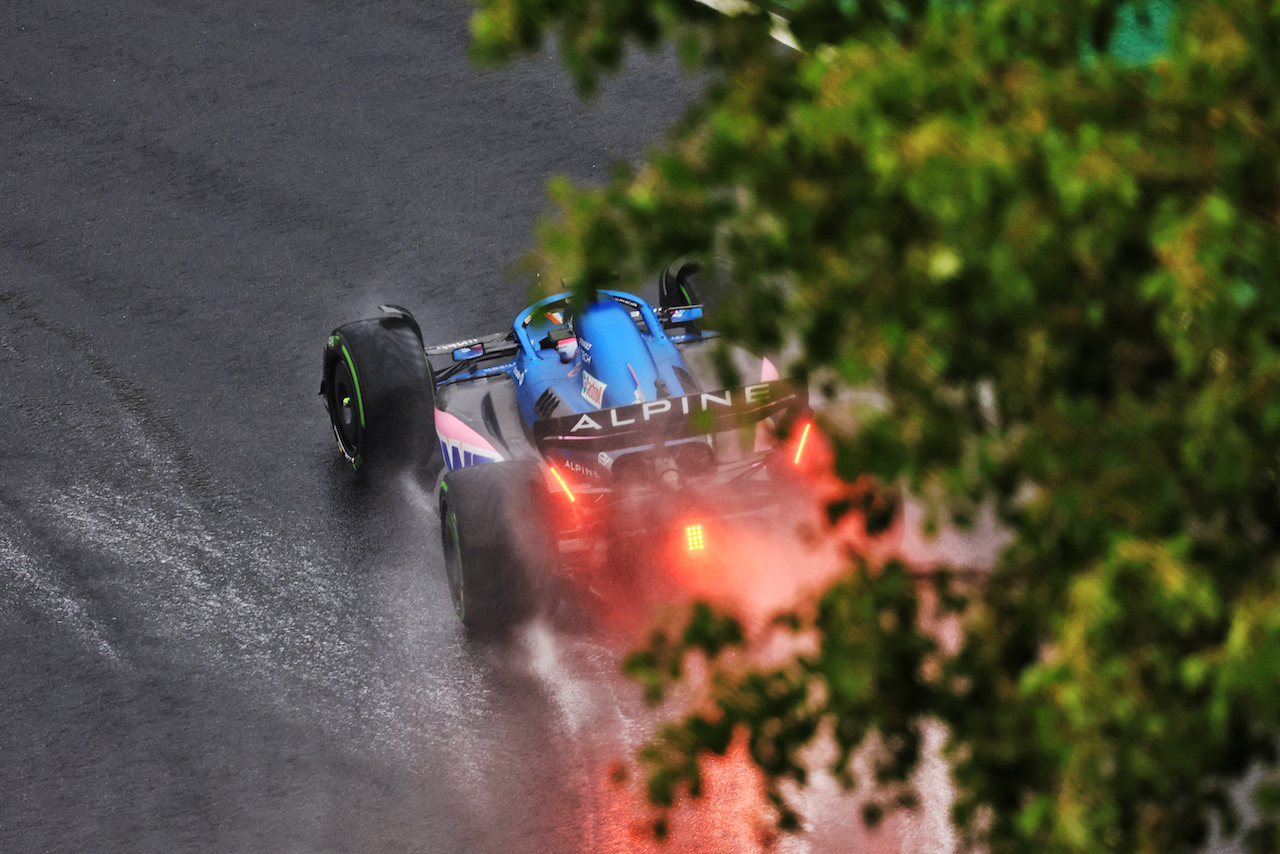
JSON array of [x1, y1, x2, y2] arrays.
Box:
[[439, 461, 555, 636], [322, 312, 434, 472]]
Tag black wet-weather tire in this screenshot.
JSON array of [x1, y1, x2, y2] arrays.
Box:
[[439, 461, 555, 636], [322, 313, 434, 472]]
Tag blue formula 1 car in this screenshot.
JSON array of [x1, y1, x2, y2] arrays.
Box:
[[321, 261, 814, 634]]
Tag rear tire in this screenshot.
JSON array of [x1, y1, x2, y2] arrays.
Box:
[[439, 461, 555, 637], [322, 312, 434, 472]]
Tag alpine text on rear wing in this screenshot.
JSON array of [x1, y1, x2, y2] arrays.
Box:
[[533, 379, 807, 453]]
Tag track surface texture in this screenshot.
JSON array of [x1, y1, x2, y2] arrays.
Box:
[[0, 3, 952, 852]]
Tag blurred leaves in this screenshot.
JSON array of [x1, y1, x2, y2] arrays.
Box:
[[472, 0, 1280, 850]]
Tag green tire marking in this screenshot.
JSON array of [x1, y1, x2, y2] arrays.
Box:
[[339, 343, 366, 430]]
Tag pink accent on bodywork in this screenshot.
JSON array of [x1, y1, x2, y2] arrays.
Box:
[[434, 409, 501, 457], [755, 358, 782, 452]]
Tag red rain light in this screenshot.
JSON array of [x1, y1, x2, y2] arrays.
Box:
[[685, 523, 706, 551], [793, 422, 813, 465], [549, 465, 576, 502]]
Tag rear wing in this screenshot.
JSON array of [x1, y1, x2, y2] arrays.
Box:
[[533, 379, 807, 454]]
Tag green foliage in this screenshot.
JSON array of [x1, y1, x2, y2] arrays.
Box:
[[471, 0, 1280, 850]]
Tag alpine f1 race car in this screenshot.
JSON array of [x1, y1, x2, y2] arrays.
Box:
[[321, 261, 823, 634]]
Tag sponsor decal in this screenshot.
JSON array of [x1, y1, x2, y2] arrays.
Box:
[[581, 371, 606, 409], [513, 365, 526, 385], [532, 379, 804, 453], [562, 458, 599, 478], [577, 337, 593, 364], [569, 382, 777, 433], [597, 451, 614, 470]]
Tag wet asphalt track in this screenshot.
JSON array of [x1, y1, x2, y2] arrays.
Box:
[[0, 3, 946, 852]]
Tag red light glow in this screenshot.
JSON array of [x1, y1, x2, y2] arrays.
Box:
[[549, 465, 576, 502], [792, 422, 813, 465]]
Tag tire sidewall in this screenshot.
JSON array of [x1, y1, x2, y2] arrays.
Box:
[[323, 316, 434, 472], [440, 492, 467, 622], [324, 338, 364, 467], [438, 461, 554, 636]]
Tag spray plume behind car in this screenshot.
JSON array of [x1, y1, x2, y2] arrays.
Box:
[[318, 260, 902, 639]]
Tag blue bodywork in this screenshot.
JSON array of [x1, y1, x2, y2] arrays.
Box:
[[513, 291, 693, 424], [431, 289, 713, 479]]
